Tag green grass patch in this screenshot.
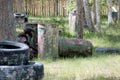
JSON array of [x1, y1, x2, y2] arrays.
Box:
[[34, 54, 120, 80], [29, 17, 68, 24], [84, 26, 120, 49]]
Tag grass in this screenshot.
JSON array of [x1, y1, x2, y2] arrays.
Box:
[[28, 17, 120, 80], [34, 54, 120, 80], [85, 25, 120, 49], [28, 17, 68, 24]]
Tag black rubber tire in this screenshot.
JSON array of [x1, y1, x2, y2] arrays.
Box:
[[95, 48, 120, 54], [0, 40, 29, 65], [0, 62, 44, 80]]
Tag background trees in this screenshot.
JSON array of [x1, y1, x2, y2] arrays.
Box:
[[96, 0, 101, 33], [0, 0, 120, 40], [16, 0, 22, 13], [107, 0, 113, 26], [119, 0, 120, 22], [92, 0, 96, 25], [83, 0, 95, 32], [76, 0, 84, 39]]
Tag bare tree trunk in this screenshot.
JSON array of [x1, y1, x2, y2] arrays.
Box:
[[107, 0, 113, 26], [54, 0, 58, 16], [92, 0, 96, 25], [76, 0, 84, 39], [119, 0, 120, 22], [83, 0, 95, 32], [96, 0, 101, 33], [0, 0, 17, 41]]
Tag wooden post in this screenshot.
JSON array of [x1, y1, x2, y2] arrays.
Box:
[[38, 24, 59, 59], [69, 10, 76, 32], [38, 24, 44, 58], [24, 23, 58, 59]]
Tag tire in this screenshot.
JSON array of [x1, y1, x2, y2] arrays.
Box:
[[0, 40, 29, 65], [0, 62, 44, 80], [95, 48, 120, 54]]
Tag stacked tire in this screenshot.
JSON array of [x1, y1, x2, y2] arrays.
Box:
[[0, 41, 44, 80]]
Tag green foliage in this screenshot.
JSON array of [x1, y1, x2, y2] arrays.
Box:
[[16, 24, 23, 35], [65, 0, 76, 14], [59, 29, 77, 38], [29, 17, 68, 24], [84, 18, 120, 49], [112, 0, 118, 5]]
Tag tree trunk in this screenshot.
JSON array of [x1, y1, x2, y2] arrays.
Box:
[[76, 0, 84, 39], [92, 0, 96, 25], [69, 10, 76, 32], [0, 0, 17, 41], [107, 0, 113, 26], [83, 0, 95, 32], [119, 0, 120, 22], [96, 0, 101, 33], [55, 0, 58, 16]]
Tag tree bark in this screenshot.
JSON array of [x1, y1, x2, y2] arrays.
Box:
[[107, 0, 113, 26], [0, 0, 17, 41], [76, 0, 84, 39], [55, 0, 58, 16], [119, 0, 120, 22], [92, 0, 96, 25], [96, 0, 101, 33], [83, 0, 95, 32]]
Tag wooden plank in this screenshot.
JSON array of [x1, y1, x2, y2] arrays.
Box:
[[43, 24, 59, 59]]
